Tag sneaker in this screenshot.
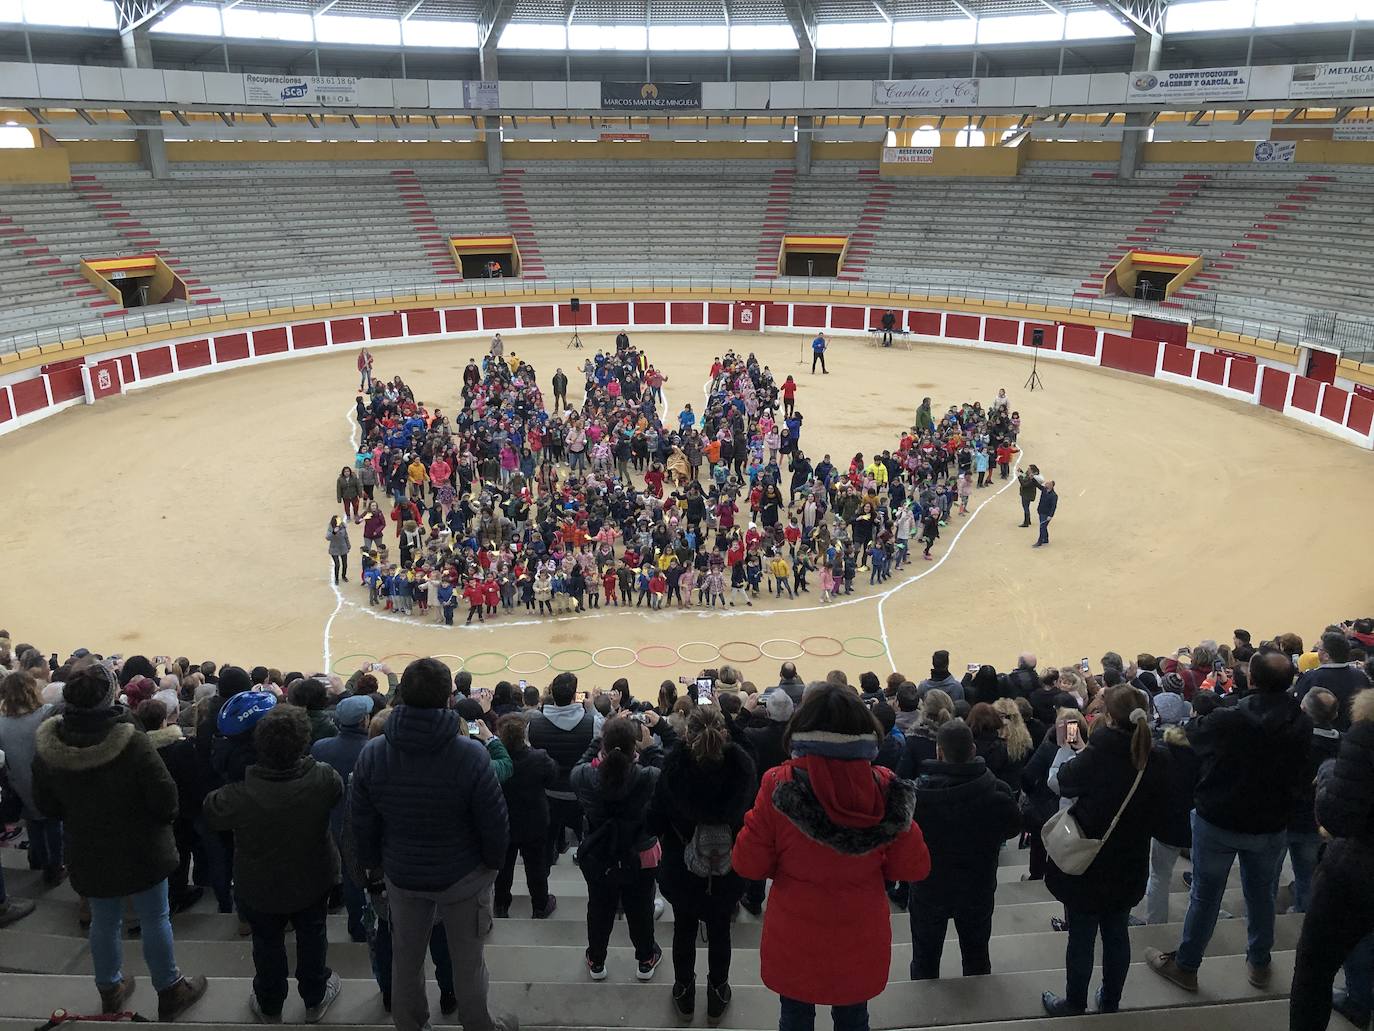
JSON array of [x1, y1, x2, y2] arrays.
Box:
[[654, 896, 666, 921], [99, 977, 137, 1014], [637, 944, 663, 982], [1248, 963, 1273, 989], [249, 992, 282, 1024], [1183, 871, 1193, 888], [1050, 917, 1068, 932], [1145, 948, 1199, 992], [532, 895, 558, 919], [1333, 989, 1372, 1030], [492, 1013, 520, 1031], [706, 982, 732, 1026], [303, 972, 342, 1024], [1040, 991, 1085, 1017], [0, 898, 36, 928], [672, 981, 696, 1022], [1095, 986, 1118, 1014], [494, 903, 510, 919], [158, 974, 209, 1022], [586, 951, 607, 981]]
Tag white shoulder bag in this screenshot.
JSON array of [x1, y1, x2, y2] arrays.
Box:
[[1041, 761, 1146, 876]]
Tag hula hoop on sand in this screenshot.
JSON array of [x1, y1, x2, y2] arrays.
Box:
[[431, 654, 466, 673], [676, 642, 721, 665], [331, 653, 378, 676], [760, 638, 805, 661], [800, 636, 844, 658], [719, 641, 763, 664], [507, 650, 552, 677], [635, 645, 679, 669], [550, 649, 595, 673], [463, 651, 510, 677], [379, 652, 420, 668], [843, 636, 889, 659], [592, 646, 637, 670]]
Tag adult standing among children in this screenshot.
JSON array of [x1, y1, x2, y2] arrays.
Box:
[[327, 516, 351, 585], [1017, 465, 1042, 529], [357, 348, 374, 391], [551, 368, 569, 414], [732, 683, 930, 1031], [1033, 480, 1058, 549]]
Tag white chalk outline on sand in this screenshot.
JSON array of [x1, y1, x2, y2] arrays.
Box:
[[322, 350, 1023, 675]]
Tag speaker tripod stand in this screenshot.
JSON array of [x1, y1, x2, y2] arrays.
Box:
[[1024, 342, 1044, 391], [567, 331, 583, 349]]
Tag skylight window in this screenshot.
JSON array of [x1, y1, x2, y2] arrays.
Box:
[[567, 24, 647, 49], [150, 3, 222, 34], [892, 19, 976, 46], [22, 0, 115, 28], [815, 21, 890, 49], [499, 23, 567, 48], [401, 18, 478, 46], [1163, 0, 1254, 33], [910, 124, 941, 146], [977, 12, 1064, 44], [1255, 0, 1357, 25], [0, 121, 34, 148], [649, 23, 728, 50], [0, 0, 24, 21], [222, 7, 314, 40], [1064, 9, 1133, 38], [315, 14, 400, 45], [729, 24, 797, 49]]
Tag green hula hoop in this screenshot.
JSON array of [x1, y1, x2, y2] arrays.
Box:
[[550, 649, 595, 672], [331, 653, 378, 676], [462, 651, 510, 677], [843, 636, 889, 659]]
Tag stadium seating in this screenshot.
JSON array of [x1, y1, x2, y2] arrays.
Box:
[[0, 838, 1298, 1030]]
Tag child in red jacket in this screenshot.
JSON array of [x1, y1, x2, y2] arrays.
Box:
[[995, 443, 1018, 480], [482, 574, 500, 616], [462, 579, 486, 625]]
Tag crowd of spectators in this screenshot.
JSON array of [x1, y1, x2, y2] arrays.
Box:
[[3, 618, 1373, 1030], [332, 338, 1023, 622]]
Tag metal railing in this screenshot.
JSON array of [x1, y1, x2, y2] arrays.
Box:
[[0, 266, 1338, 359]]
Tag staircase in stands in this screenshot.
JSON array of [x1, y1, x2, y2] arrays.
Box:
[[70, 174, 220, 312], [838, 168, 895, 282], [0, 208, 89, 312], [752, 167, 795, 280], [389, 169, 462, 284], [0, 822, 1303, 1031], [1073, 172, 1212, 301], [497, 169, 547, 281], [1173, 174, 1334, 304]]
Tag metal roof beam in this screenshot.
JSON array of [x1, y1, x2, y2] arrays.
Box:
[[1089, 0, 1166, 37], [114, 0, 192, 33], [477, 0, 516, 49], [313, 0, 342, 15], [401, 0, 425, 20], [1034, 0, 1065, 14], [948, 0, 977, 21], [780, 0, 816, 49]]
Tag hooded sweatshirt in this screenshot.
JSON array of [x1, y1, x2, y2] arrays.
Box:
[[204, 757, 342, 913]]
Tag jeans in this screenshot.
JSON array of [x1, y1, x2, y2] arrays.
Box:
[[584, 867, 658, 965], [1145, 840, 1183, 925], [908, 895, 994, 979], [1291, 840, 1374, 1031], [25, 817, 63, 872], [1176, 810, 1285, 972], [239, 893, 332, 1014], [369, 918, 454, 1000], [1036, 516, 1052, 545], [1020, 496, 1032, 524], [495, 837, 550, 914], [778, 996, 868, 1031], [1287, 832, 1324, 914], [331, 553, 348, 582], [195, 816, 234, 912], [1064, 908, 1131, 1011], [385, 872, 497, 1031], [89, 880, 181, 992], [669, 886, 735, 988]]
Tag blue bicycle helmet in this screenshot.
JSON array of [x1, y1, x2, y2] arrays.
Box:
[[216, 690, 277, 736]]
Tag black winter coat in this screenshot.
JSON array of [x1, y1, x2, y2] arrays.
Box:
[[351, 705, 509, 892], [972, 730, 1011, 786], [647, 741, 757, 904], [1020, 734, 1061, 828], [503, 744, 558, 843], [1045, 724, 1170, 914], [32, 707, 179, 899], [910, 758, 1020, 909], [148, 725, 204, 823], [896, 721, 941, 779], [204, 757, 343, 913], [1189, 691, 1312, 834], [570, 751, 662, 883], [744, 719, 789, 775], [1291, 728, 1342, 835], [1317, 714, 1374, 847], [527, 706, 596, 796], [1296, 665, 1372, 732], [1155, 727, 1201, 849]]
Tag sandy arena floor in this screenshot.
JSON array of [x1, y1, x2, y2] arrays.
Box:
[[3, 330, 1372, 688]]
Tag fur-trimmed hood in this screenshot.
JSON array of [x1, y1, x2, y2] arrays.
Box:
[[1162, 725, 1191, 748], [146, 725, 184, 748], [36, 710, 138, 772], [773, 765, 916, 856], [1353, 687, 1374, 725]]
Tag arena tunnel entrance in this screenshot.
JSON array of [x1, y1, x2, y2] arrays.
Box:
[[1101, 249, 1202, 301], [778, 234, 848, 278], [80, 255, 186, 309], [449, 236, 522, 280]]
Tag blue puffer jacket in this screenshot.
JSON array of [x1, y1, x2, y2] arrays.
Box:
[[351, 705, 509, 892]]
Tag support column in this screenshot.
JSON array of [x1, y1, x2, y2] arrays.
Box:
[[795, 115, 812, 174], [1120, 29, 1161, 180], [484, 115, 503, 175], [120, 25, 169, 179]]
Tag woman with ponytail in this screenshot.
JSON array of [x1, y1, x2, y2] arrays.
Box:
[[648, 703, 757, 1024], [1041, 685, 1169, 1017], [571, 712, 676, 983]]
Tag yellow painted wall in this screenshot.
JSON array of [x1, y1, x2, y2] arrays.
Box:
[[881, 145, 1023, 177], [0, 148, 72, 184], [62, 141, 141, 164], [1143, 140, 1266, 164], [1294, 139, 1374, 165], [505, 141, 793, 161], [1025, 140, 1121, 163], [814, 142, 882, 161], [164, 141, 485, 162]]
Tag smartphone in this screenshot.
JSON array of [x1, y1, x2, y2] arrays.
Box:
[[466, 721, 480, 737], [696, 677, 715, 704], [1065, 722, 1080, 745], [519, 679, 528, 689], [1212, 659, 1225, 674], [967, 663, 979, 674], [1079, 657, 1090, 674]]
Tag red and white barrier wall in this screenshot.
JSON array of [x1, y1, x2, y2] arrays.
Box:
[[1, 296, 1372, 450]]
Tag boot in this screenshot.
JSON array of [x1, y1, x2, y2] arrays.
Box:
[[99, 977, 137, 1014], [158, 974, 208, 1022], [672, 981, 695, 1023], [706, 982, 732, 1026]]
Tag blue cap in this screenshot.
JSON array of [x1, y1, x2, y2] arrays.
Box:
[[336, 695, 373, 727], [217, 690, 277, 736]]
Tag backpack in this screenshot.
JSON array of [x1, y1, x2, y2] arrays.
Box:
[[683, 822, 734, 878]]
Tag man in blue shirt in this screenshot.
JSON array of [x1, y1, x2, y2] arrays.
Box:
[[1033, 481, 1058, 548], [811, 333, 828, 374]]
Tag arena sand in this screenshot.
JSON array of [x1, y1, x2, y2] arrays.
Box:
[[3, 331, 1373, 689]]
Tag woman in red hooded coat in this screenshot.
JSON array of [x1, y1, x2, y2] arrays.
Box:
[[733, 683, 930, 1031]]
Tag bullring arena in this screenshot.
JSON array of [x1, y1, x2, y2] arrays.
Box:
[[7, 3, 1374, 1028]]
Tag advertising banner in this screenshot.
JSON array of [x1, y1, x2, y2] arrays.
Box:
[[873, 78, 978, 108], [245, 74, 358, 107], [1253, 140, 1297, 164], [882, 147, 935, 164], [1335, 120, 1374, 141], [601, 82, 702, 110], [732, 301, 763, 332], [1290, 62, 1374, 99], [1126, 66, 1249, 104], [462, 80, 499, 109]]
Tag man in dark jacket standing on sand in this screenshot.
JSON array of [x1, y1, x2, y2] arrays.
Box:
[[352, 658, 517, 1031], [1147, 651, 1312, 992], [204, 705, 344, 1023], [908, 722, 1020, 979]]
